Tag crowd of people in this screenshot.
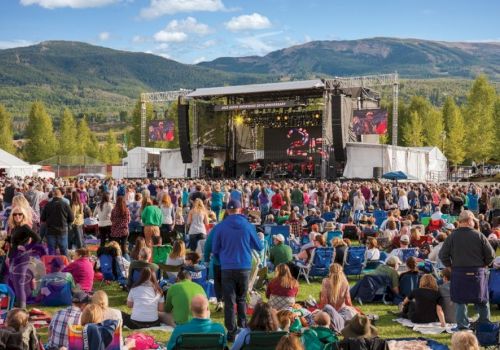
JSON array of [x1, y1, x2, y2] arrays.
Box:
[[0, 175, 498, 350]]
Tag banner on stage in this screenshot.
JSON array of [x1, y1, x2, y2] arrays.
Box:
[[352, 109, 388, 135], [149, 120, 175, 142], [214, 100, 300, 112]]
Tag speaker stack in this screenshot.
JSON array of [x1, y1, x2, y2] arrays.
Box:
[[177, 103, 192, 163]]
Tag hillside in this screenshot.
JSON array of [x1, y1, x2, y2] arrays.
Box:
[[0, 41, 270, 118], [198, 37, 500, 80]]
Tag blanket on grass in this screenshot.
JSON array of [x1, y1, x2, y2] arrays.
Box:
[[393, 318, 455, 334]]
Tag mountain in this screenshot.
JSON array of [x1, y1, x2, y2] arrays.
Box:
[[0, 41, 270, 118], [198, 37, 500, 80]]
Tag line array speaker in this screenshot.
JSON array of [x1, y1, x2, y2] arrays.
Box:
[[331, 94, 346, 162], [177, 103, 192, 163]]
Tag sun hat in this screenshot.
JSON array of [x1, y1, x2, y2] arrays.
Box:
[[400, 235, 410, 243], [325, 221, 335, 231], [341, 314, 378, 339]]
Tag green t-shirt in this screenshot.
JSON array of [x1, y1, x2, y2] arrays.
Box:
[[270, 243, 293, 266], [370, 264, 399, 289], [291, 189, 304, 205], [165, 280, 206, 324]]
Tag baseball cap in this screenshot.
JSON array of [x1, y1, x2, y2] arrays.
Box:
[[72, 291, 91, 304], [400, 235, 410, 243], [274, 234, 285, 242], [227, 200, 241, 210]]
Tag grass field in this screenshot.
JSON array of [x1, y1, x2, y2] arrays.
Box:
[[34, 275, 500, 347]]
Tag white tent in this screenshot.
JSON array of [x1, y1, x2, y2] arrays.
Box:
[[343, 143, 447, 181], [0, 148, 41, 177], [118, 147, 166, 178]]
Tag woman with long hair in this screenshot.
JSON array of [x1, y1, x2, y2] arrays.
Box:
[[319, 263, 356, 321], [160, 194, 175, 236], [266, 264, 299, 310], [231, 302, 279, 349], [166, 240, 186, 279], [401, 274, 445, 326], [186, 198, 209, 251], [11, 194, 36, 229], [94, 192, 113, 247], [8, 206, 41, 308], [111, 195, 131, 258], [121, 268, 166, 329], [130, 236, 146, 261], [70, 191, 84, 249]]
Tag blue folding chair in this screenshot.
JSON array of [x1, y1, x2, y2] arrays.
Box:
[[322, 212, 336, 222], [401, 248, 419, 263], [343, 246, 367, 278], [267, 225, 290, 246], [325, 231, 343, 246], [373, 210, 388, 227]]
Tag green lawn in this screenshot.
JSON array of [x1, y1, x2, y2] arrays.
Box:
[[34, 277, 500, 347]]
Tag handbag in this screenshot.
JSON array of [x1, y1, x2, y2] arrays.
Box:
[[451, 267, 489, 304], [125, 333, 159, 350]]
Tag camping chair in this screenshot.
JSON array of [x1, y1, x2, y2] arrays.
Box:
[[240, 331, 288, 350], [296, 249, 316, 284], [40, 278, 73, 306], [343, 246, 367, 278], [68, 321, 121, 350], [374, 210, 388, 227], [325, 231, 343, 246], [158, 263, 182, 282], [152, 244, 173, 265], [400, 248, 419, 263], [269, 225, 291, 246], [0, 284, 15, 321], [173, 333, 225, 350], [399, 273, 420, 298], [308, 247, 335, 280], [40, 255, 70, 273], [322, 212, 336, 222]]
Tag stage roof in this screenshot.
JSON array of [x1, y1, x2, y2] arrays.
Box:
[[187, 79, 325, 98]]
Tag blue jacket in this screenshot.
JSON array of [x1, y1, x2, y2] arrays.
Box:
[[212, 214, 263, 270]]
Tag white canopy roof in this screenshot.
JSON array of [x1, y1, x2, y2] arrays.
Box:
[[0, 148, 31, 168]]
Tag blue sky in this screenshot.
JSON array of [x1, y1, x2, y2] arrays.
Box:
[[1, 0, 499, 64]]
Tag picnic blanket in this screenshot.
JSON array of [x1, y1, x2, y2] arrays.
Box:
[[123, 325, 174, 332], [393, 318, 455, 334]]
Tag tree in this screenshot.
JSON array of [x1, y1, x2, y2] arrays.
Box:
[[58, 108, 78, 156], [402, 111, 424, 147], [24, 101, 57, 162], [76, 117, 91, 155], [101, 131, 121, 164], [87, 134, 100, 160], [0, 104, 15, 153], [463, 75, 496, 162], [442, 97, 465, 165], [422, 107, 444, 148], [494, 97, 500, 162]]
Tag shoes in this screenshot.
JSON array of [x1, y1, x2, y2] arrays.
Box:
[[450, 326, 470, 332], [215, 301, 224, 312]]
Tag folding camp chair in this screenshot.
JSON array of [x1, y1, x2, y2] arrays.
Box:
[[325, 230, 343, 246], [158, 263, 182, 282], [0, 284, 15, 321], [373, 210, 388, 227], [173, 333, 226, 350], [400, 248, 419, 263], [322, 212, 336, 222], [240, 331, 288, 350], [343, 246, 366, 278], [40, 255, 70, 273], [308, 247, 335, 280], [152, 244, 173, 265], [296, 249, 316, 284]]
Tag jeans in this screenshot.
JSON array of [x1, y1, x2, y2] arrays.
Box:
[[211, 206, 222, 222], [111, 236, 129, 257], [188, 233, 205, 251], [69, 224, 84, 249], [47, 231, 69, 256], [213, 264, 222, 302], [221, 269, 250, 336], [455, 302, 490, 329]]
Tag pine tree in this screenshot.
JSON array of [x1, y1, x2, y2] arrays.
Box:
[[58, 108, 78, 156], [102, 130, 121, 164], [463, 75, 496, 162], [422, 107, 444, 148], [76, 117, 92, 156], [0, 104, 15, 153], [24, 101, 57, 162], [87, 134, 100, 160], [442, 97, 465, 165], [402, 111, 424, 147]]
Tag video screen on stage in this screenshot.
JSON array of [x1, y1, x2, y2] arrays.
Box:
[[352, 109, 388, 135], [264, 126, 324, 161], [148, 120, 175, 142]]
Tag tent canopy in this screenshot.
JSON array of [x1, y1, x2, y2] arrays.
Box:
[[382, 171, 417, 180], [0, 148, 40, 177]]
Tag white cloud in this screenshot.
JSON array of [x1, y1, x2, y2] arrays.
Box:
[[140, 0, 225, 19], [166, 17, 211, 35], [193, 56, 206, 64], [98, 32, 110, 41], [0, 39, 36, 49], [236, 31, 283, 55], [20, 0, 118, 9], [132, 35, 147, 43], [153, 30, 187, 42], [225, 13, 271, 32], [200, 39, 216, 48]]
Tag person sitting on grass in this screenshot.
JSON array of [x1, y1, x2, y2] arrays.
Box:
[[166, 295, 226, 350], [91, 290, 122, 322], [269, 234, 293, 268], [266, 264, 299, 311], [166, 240, 186, 280], [302, 311, 338, 350], [62, 248, 94, 293], [230, 302, 279, 350], [320, 263, 357, 321], [129, 236, 146, 261], [127, 247, 159, 288], [184, 251, 205, 281], [400, 274, 446, 327], [33, 257, 75, 300], [165, 269, 207, 326], [276, 334, 304, 350], [438, 268, 456, 324], [368, 256, 401, 296], [451, 331, 480, 350], [0, 308, 39, 350]]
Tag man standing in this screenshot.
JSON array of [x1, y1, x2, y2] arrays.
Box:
[[212, 200, 263, 341], [439, 210, 495, 331], [166, 295, 226, 350], [41, 188, 74, 256], [290, 184, 304, 214]]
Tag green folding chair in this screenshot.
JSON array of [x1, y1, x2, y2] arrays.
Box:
[[240, 331, 288, 350], [173, 333, 226, 350]]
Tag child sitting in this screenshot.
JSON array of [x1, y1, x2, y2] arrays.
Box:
[[438, 268, 456, 323], [184, 252, 205, 281], [1, 308, 39, 350], [302, 311, 338, 350], [166, 240, 185, 280]]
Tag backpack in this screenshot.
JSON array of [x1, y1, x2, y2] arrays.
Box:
[[125, 333, 159, 350], [488, 269, 500, 305], [302, 328, 338, 350]]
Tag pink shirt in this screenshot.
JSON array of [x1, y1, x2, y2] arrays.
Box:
[[63, 257, 94, 292]]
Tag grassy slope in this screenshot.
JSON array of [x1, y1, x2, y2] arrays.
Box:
[[34, 273, 500, 347]]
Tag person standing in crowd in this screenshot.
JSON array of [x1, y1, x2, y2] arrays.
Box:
[[186, 198, 209, 251], [212, 200, 263, 341], [94, 192, 113, 247], [439, 210, 495, 331], [210, 183, 224, 222], [111, 195, 131, 259], [41, 188, 74, 256], [141, 198, 163, 248], [159, 194, 175, 237], [69, 191, 84, 250]]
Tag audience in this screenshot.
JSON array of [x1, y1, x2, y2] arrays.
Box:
[[266, 264, 299, 310], [62, 248, 94, 292], [127, 247, 158, 287], [270, 234, 293, 267]]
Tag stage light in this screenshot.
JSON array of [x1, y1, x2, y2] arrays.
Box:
[[234, 115, 244, 125], [284, 115, 288, 120], [315, 113, 320, 119], [277, 116, 281, 121]]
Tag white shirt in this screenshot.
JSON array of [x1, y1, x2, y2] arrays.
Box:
[[128, 284, 162, 322], [398, 195, 410, 210], [366, 248, 380, 261]]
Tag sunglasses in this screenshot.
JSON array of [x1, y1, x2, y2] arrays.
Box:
[[12, 213, 24, 217]]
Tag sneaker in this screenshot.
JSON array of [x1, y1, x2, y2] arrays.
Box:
[[215, 301, 224, 312], [450, 326, 470, 332]]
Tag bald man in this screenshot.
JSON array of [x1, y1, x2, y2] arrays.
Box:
[[167, 295, 226, 350]]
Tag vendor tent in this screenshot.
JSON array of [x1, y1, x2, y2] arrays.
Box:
[[0, 148, 40, 177], [343, 143, 448, 182], [120, 147, 165, 178]]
